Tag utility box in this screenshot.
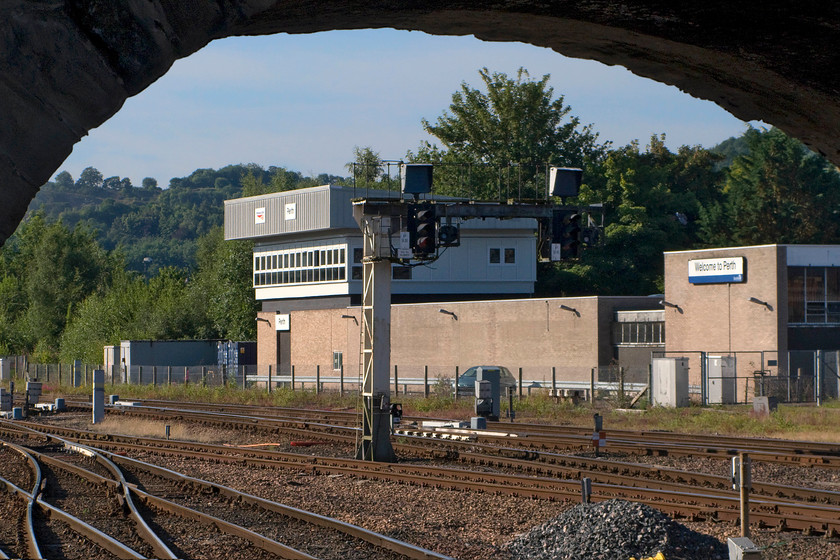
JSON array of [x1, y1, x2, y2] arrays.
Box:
[[727, 537, 762, 559], [475, 367, 501, 420], [708, 356, 737, 404], [26, 381, 42, 405], [0, 388, 10, 411], [651, 357, 689, 407]]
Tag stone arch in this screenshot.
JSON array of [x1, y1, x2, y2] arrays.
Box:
[[2, 2, 839, 243]]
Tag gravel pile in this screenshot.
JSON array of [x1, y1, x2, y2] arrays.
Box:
[[508, 499, 728, 560]]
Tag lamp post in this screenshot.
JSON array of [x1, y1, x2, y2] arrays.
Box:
[[142, 256, 152, 278]]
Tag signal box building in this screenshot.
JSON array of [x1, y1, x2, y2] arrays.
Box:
[[224, 185, 660, 383]]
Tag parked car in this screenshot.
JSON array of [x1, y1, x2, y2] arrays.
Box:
[[456, 365, 517, 395]]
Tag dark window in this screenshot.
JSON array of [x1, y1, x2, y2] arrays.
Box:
[[489, 248, 500, 264], [504, 248, 516, 264], [392, 266, 412, 280]]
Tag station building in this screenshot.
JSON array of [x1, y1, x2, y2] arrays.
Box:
[[664, 244, 840, 398], [224, 186, 840, 399]]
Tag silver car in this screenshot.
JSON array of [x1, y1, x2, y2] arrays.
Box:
[[456, 365, 517, 394]]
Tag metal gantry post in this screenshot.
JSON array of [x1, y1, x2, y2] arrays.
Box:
[[355, 216, 396, 462]]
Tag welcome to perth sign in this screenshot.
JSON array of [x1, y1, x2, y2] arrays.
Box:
[[688, 257, 744, 284]]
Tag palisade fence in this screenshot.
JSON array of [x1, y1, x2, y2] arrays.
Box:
[[4, 353, 837, 404], [652, 349, 840, 405], [2, 358, 648, 402]]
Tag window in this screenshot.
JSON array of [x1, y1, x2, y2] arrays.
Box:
[[333, 351, 343, 371], [253, 244, 349, 287], [613, 322, 665, 345], [392, 266, 412, 280], [489, 247, 516, 265], [788, 266, 840, 324]]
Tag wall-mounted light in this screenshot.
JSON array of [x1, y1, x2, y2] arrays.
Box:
[[439, 308, 458, 320], [558, 304, 580, 317], [341, 314, 359, 324], [255, 317, 271, 325], [659, 300, 684, 314], [748, 297, 773, 311]]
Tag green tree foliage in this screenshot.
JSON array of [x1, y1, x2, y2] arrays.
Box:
[[0, 215, 117, 359], [346, 146, 384, 187], [413, 67, 608, 200], [700, 127, 840, 246], [538, 136, 725, 295], [192, 227, 258, 341]]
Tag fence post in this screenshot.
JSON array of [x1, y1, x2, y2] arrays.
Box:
[[590, 368, 596, 403], [316, 365, 320, 395], [152, 366, 157, 387], [291, 365, 295, 391], [424, 365, 429, 398], [184, 366, 188, 386], [454, 366, 459, 400], [618, 367, 625, 405], [552, 366, 556, 396], [58, 364, 62, 386], [268, 365, 272, 393], [138, 366, 143, 386], [816, 350, 822, 406], [202, 366, 207, 387], [339, 364, 344, 397], [700, 351, 707, 406], [518, 367, 523, 399], [394, 365, 398, 396], [240, 366, 245, 390]]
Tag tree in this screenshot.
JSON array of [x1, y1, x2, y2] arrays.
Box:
[[346, 146, 383, 186], [54, 171, 74, 190], [538, 135, 725, 296], [75, 166, 104, 190], [191, 227, 258, 341], [415, 67, 608, 200], [142, 177, 159, 190], [700, 127, 840, 246]]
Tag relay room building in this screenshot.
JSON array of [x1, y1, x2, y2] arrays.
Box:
[[225, 185, 840, 399]]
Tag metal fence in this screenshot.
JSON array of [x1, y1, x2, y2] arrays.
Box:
[[2, 358, 644, 402], [6, 351, 838, 405]]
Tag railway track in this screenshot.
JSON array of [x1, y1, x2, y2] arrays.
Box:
[[0, 423, 451, 560], [5, 414, 840, 537], [63, 398, 840, 471]]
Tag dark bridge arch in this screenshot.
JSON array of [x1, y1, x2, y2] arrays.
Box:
[[2, 1, 839, 243]]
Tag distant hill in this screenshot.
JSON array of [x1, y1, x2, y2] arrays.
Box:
[[27, 164, 348, 272]]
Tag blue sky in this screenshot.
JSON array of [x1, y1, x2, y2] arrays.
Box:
[[57, 29, 756, 186]]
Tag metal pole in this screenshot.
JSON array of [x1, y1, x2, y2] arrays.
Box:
[[316, 365, 320, 395], [268, 364, 272, 393], [291, 364, 295, 391], [167, 365, 172, 386], [454, 366, 459, 400], [590, 368, 595, 403], [202, 366, 207, 387], [184, 366, 188, 386], [152, 366, 157, 387], [518, 367, 523, 399], [552, 366, 556, 396], [424, 365, 429, 398], [138, 366, 143, 387], [740, 452, 751, 537], [339, 364, 344, 397], [394, 365, 398, 396]]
